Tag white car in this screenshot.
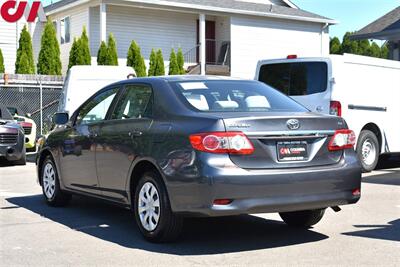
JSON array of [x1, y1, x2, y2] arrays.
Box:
[[59, 66, 136, 115], [256, 53, 400, 172]]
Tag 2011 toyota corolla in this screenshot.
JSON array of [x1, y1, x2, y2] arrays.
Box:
[[36, 76, 361, 242]]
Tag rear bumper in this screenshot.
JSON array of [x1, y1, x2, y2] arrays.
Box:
[[164, 150, 361, 217]]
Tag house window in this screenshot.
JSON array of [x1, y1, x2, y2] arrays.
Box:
[[60, 17, 70, 44]]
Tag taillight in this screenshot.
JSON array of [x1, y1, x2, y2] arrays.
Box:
[[330, 101, 342, 116], [328, 129, 356, 151], [189, 132, 254, 155]]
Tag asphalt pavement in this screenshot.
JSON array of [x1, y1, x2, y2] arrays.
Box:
[[0, 158, 399, 266]]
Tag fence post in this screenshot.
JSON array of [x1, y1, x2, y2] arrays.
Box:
[[39, 77, 43, 135]]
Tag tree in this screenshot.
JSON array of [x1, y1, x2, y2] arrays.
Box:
[[97, 41, 108, 65], [127, 41, 146, 77], [37, 21, 62, 75], [154, 49, 165, 76], [381, 43, 389, 59], [148, 49, 156, 76], [68, 38, 79, 69], [17, 52, 31, 74], [341, 32, 359, 54], [177, 47, 185, 74], [329, 37, 341, 55], [0, 48, 5, 73], [367, 42, 381, 58], [168, 49, 179, 75], [80, 27, 91, 65], [357, 39, 370, 56], [15, 25, 35, 74], [106, 33, 118, 65]]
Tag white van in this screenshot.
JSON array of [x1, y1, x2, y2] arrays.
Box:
[[256, 53, 400, 172], [59, 66, 135, 115]]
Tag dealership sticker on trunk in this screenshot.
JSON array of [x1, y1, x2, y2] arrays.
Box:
[[277, 141, 308, 162]]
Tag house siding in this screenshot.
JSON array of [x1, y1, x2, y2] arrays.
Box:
[[48, 5, 89, 74], [103, 5, 198, 67], [230, 15, 328, 79], [0, 18, 28, 74]]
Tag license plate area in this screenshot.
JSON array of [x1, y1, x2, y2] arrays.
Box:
[[277, 141, 308, 162]]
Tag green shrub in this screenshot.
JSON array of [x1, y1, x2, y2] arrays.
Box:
[[68, 38, 79, 69], [329, 37, 341, 55], [177, 47, 185, 74], [97, 41, 108, 65], [148, 49, 156, 76], [106, 33, 118, 65], [15, 25, 35, 74], [127, 41, 146, 77], [154, 49, 165, 76], [17, 52, 30, 74], [0, 48, 4, 73], [37, 21, 62, 75], [80, 27, 91, 65], [168, 49, 179, 75]]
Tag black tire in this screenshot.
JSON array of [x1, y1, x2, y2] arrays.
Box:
[[279, 209, 325, 228], [356, 130, 379, 173], [134, 171, 183, 243], [41, 156, 71, 207]]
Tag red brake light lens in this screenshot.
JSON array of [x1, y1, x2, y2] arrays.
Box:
[[20, 122, 32, 127], [287, 55, 297, 59], [328, 129, 356, 151], [330, 101, 342, 116], [189, 132, 254, 155]]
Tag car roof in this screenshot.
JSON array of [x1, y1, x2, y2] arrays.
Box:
[[106, 75, 256, 88]]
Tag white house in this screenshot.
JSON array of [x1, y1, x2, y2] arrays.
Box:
[[1, 0, 336, 78]]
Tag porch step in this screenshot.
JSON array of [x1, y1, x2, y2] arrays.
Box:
[[187, 64, 230, 76]]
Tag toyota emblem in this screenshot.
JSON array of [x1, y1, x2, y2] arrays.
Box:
[[286, 119, 300, 130]]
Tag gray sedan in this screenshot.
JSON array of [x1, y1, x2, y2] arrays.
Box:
[[36, 76, 361, 242]]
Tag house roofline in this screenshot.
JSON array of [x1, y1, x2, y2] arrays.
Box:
[[45, 0, 337, 25], [282, 0, 299, 9]]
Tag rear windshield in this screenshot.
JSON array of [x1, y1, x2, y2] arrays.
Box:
[[258, 62, 328, 96], [170, 80, 308, 113]]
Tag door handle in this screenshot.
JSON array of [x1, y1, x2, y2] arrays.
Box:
[[129, 130, 143, 137]]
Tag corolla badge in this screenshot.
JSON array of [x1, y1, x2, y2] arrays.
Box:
[[286, 119, 300, 130]]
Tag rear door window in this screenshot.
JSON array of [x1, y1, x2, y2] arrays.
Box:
[[258, 62, 328, 96], [111, 84, 153, 120]]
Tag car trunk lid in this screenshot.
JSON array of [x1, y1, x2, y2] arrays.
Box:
[[221, 112, 346, 169]]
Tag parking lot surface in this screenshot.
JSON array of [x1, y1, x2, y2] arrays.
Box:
[[1, 161, 399, 266]]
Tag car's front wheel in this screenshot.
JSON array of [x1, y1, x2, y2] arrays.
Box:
[[279, 209, 325, 228], [41, 156, 71, 207], [134, 171, 183, 243]]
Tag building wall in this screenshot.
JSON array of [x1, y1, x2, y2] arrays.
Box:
[[230, 15, 328, 78], [94, 5, 198, 67], [0, 17, 29, 74], [48, 5, 90, 74]]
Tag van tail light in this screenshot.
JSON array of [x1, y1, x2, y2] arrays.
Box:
[[189, 132, 254, 155], [287, 55, 297, 59], [328, 129, 356, 151], [330, 101, 342, 116]]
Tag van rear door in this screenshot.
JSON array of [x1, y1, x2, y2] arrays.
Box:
[[257, 59, 331, 114]]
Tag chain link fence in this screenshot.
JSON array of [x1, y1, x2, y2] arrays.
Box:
[[0, 74, 64, 137]]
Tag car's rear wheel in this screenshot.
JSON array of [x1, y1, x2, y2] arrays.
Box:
[[134, 171, 183, 243], [41, 156, 71, 207], [357, 130, 379, 172], [279, 209, 325, 228]]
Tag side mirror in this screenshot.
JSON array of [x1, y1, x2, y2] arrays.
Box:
[[25, 113, 32, 118], [53, 112, 69, 125]]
